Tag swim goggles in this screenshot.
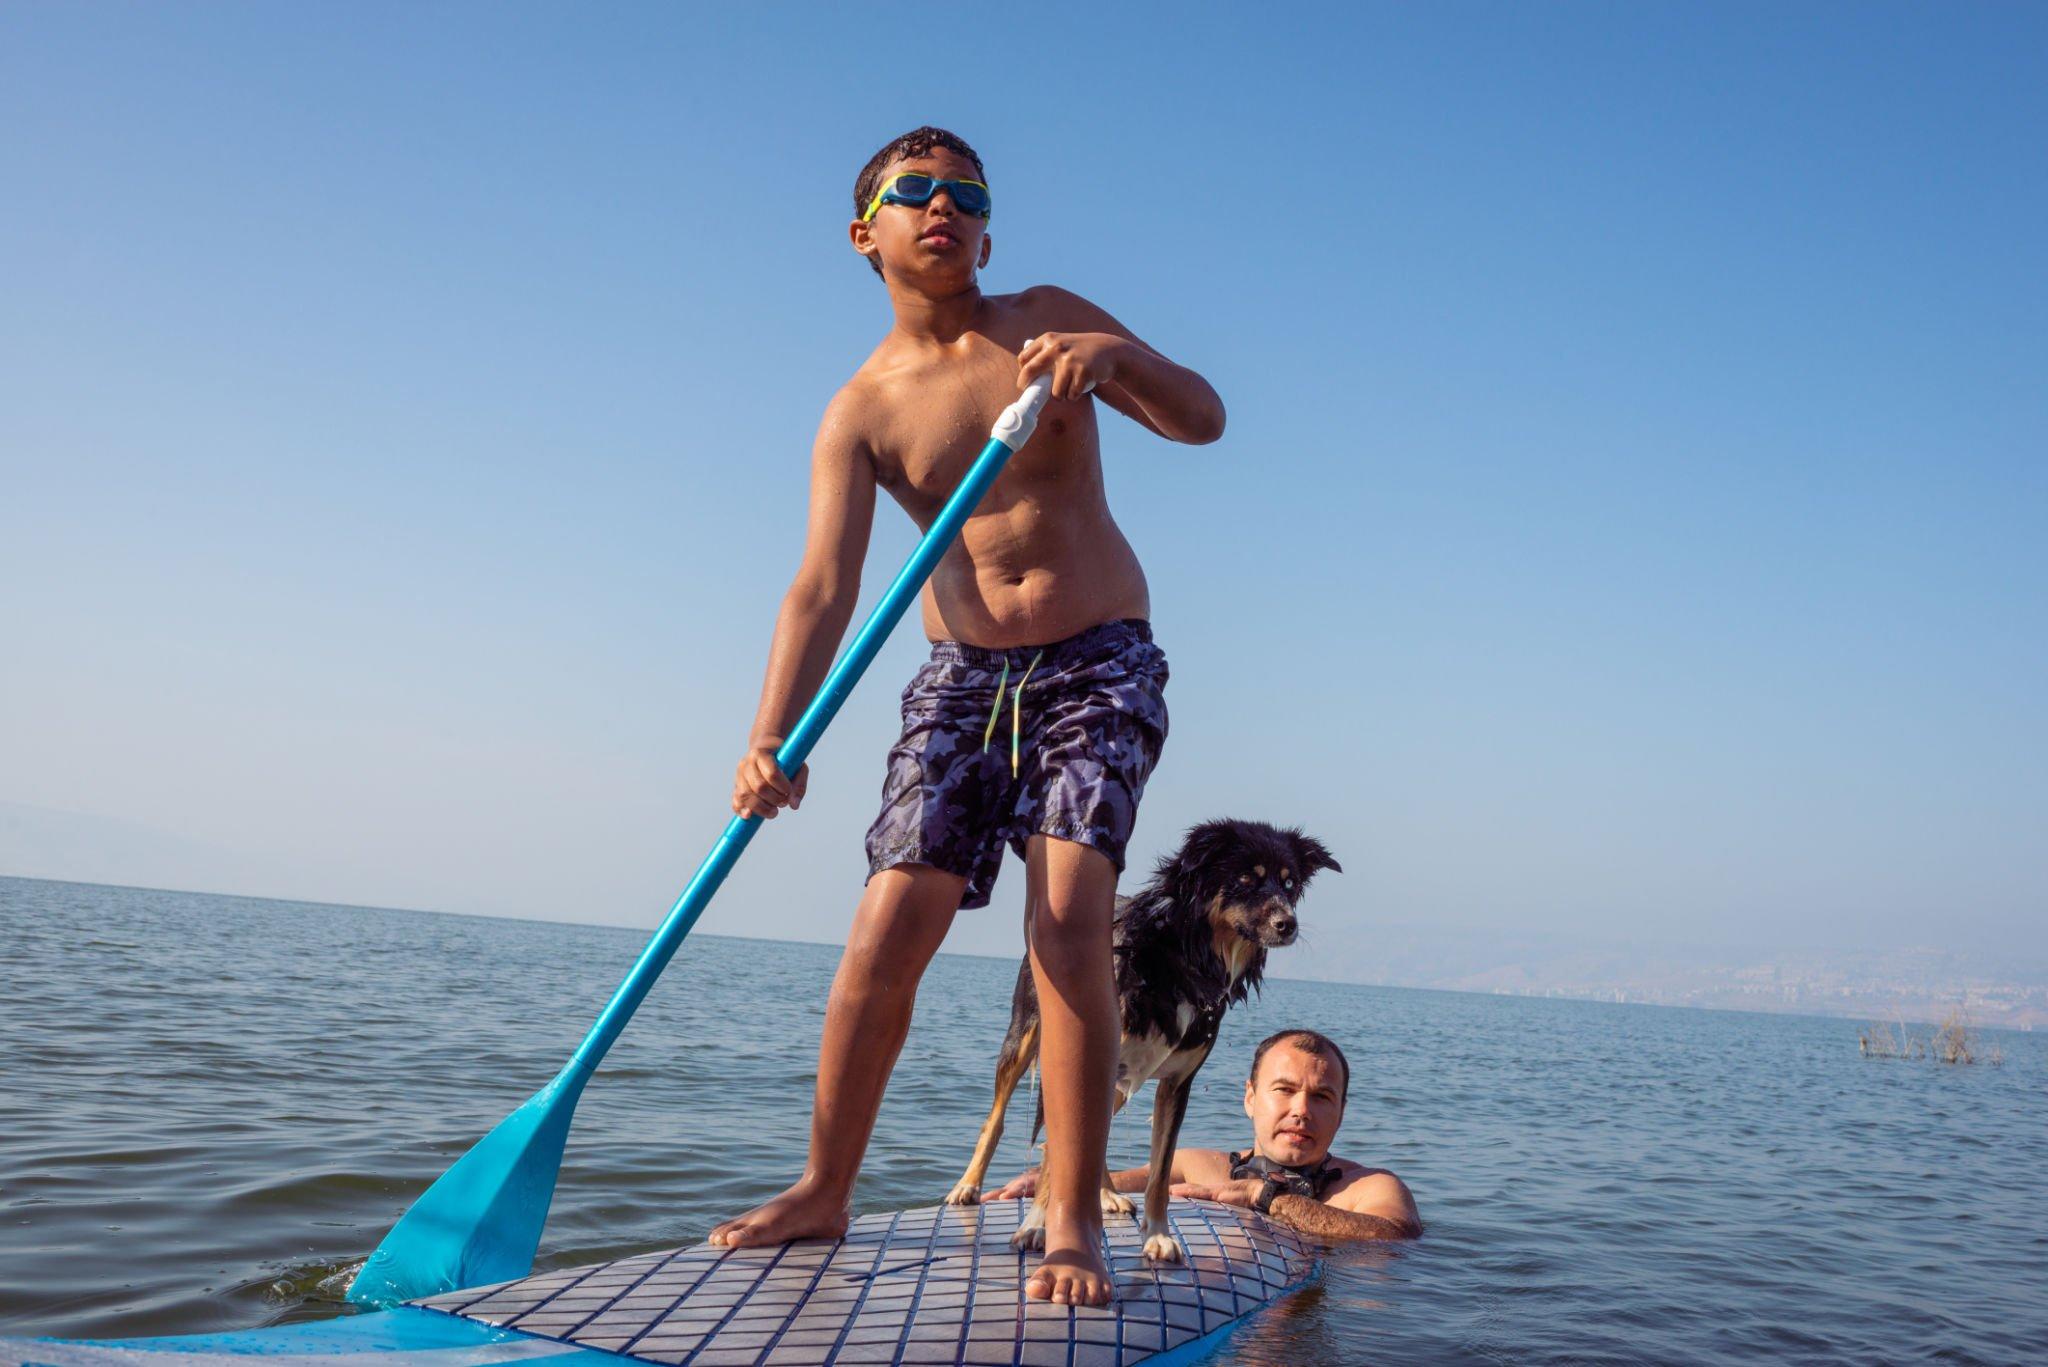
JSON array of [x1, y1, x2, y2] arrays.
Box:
[[861, 173, 992, 223]]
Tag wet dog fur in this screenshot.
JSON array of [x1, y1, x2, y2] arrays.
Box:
[[944, 818, 1340, 1261]]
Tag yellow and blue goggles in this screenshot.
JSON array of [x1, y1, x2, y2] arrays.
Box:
[[862, 173, 992, 223]]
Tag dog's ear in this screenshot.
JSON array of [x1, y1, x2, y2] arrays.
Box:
[[1291, 832, 1342, 881], [1180, 821, 1242, 867], [1164, 821, 1240, 901]]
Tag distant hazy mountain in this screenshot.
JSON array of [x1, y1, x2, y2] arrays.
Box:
[[0, 801, 242, 892], [8, 809, 2040, 1030], [1282, 923, 2048, 1029]]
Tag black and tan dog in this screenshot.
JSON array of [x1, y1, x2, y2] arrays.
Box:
[[944, 818, 1340, 1261]]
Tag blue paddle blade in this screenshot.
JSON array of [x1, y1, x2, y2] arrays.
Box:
[[346, 1068, 587, 1306]]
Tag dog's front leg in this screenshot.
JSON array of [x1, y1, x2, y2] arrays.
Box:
[[1141, 1074, 1193, 1262], [1010, 1189, 1048, 1251], [1100, 1162, 1134, 1216]]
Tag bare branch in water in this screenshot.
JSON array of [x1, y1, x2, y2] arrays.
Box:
[[1860, 1007, 2002, 1066]]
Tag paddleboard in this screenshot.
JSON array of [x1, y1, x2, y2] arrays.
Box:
[[7, 1199, 1316, 1367]]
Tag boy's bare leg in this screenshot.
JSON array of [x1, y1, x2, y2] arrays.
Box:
[[708, 864, 965, 1247], [1021, 834, 1119, 1306]]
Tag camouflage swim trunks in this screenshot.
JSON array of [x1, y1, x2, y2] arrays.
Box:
[[864, 618, 1169, 909]]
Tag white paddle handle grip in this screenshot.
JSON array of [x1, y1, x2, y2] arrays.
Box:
[[992, 374, 1054, 452]]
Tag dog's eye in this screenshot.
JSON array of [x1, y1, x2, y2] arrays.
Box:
[[1237, 872, 1253, 886]]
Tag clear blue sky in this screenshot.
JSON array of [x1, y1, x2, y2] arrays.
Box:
[[3, 3, 2042, 962]]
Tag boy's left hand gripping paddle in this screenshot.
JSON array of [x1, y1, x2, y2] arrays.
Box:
[[348, 374, 1054, 1306]]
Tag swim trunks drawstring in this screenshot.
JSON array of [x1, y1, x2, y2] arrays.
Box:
[[980, 660, 1009, 755], [981, 650, 1044, 778]]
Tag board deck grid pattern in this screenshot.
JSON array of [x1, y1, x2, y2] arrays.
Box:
[[417, 1200, 1312, 1367]]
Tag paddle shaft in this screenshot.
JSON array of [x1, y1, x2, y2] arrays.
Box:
[[564, 376, 1053, 1080]]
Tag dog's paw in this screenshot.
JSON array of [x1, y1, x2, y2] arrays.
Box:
[[1142, 1231, 1184, 1263], [943, 1180, 981, 1207], [1099, 1189, 1135, 1216], [1009, 1219, 1047, 1252]]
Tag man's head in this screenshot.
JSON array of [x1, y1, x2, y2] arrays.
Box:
[[1244, 1029, 1351, 1167], [849, 126, 991, 285]]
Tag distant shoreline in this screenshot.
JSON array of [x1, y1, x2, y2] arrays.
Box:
[[7, 871, 2037, 1034]]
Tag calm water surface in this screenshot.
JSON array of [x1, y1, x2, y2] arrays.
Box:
[[3, 876, 2044, 1363]]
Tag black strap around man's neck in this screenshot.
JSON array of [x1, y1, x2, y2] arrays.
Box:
[[1228, 1148, 1343, 1200]]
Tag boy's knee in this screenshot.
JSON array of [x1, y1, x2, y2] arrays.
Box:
[[1026, 833, 1119, 884], [840, 881, 958, 993], [844, 914, 937, 983], [1027, 903, 1111, 978], [1029, 885, 1111, 932]]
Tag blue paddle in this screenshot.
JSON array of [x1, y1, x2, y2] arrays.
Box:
[[347, 374, 1054, 1306]]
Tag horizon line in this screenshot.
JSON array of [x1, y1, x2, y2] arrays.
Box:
[[4, 870, 2029, 1036]]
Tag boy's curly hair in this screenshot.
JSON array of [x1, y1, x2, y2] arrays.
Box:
[[852, 126, 986, 277]]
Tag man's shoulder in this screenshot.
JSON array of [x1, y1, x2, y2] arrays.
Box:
[[1333, 1162, 1407, 1188], [1324, 1161, 1417, 1217], [1172, 1146, 1236, 1178]]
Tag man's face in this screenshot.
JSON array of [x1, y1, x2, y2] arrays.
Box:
[[850, 148, 991, 283], [1244, 1043, 1346, 1167]]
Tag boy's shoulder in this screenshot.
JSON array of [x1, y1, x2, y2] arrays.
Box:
[[1005, 282, 1081, 306], [816, 369, 882, 446], [825, 333, 915, 433], [845, 285, 1111, 379], [1005, 285, 1142, 359], [825, 284, 1119, 431], [1005, 282, 1115, 327]]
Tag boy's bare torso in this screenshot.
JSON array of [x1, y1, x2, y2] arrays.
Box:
[[844, 288, 1149, 649]]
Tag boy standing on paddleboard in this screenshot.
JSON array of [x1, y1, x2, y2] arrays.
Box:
[[707, 127, 1223, 1307]]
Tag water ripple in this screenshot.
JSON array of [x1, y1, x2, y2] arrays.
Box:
[[4, 876, 2045, 1362]]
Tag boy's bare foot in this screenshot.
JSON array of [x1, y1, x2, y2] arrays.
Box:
[[706, 1178, 850, 1248], [1024, 1210, 1113, 1306]]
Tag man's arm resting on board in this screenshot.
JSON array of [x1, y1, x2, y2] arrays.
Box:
[[1265, 1193, 1419, 1242], [1170, 1170, 1421, 1242]]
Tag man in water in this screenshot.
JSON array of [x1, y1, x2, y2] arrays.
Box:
[[989, 1028, 1421, 1241]]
